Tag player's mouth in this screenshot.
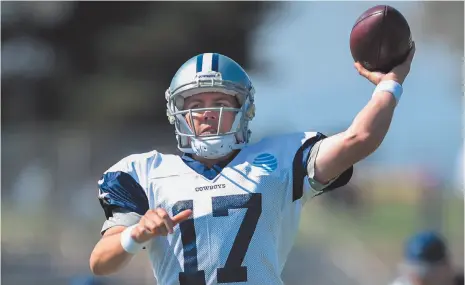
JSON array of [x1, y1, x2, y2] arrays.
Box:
[[200, 127, 218, 135]]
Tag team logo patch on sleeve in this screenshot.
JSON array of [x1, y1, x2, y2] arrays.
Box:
[[252, 153, 278, 173]]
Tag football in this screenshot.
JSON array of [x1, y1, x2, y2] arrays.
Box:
[[350, 5, 413, 73]]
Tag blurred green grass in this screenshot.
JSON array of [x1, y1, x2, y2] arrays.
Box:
[[297, 195, 463, 264]]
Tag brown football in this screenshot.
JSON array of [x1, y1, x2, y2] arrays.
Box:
[[350, 5, 413, 73]]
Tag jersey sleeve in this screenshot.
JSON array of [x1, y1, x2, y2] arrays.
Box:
[[100, 208, 142, 234], [97, 156, 150, 221], [291, 131, 353, 202]]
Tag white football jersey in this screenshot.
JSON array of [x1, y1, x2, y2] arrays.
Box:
[[98, 131, 352, 285]]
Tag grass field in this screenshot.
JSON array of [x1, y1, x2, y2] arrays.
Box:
[[297, 194, 464, 266]]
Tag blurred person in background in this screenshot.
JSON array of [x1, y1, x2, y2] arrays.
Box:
[[390, 231, 464, 285], [89, 47, 415, 285]]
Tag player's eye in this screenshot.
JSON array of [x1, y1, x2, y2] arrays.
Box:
[[216, 102, 230, 107]]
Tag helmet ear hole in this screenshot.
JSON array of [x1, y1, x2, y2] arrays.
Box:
[[175, 97, 185, 110]]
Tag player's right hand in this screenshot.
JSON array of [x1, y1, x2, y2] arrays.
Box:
[[131, 208, 192, 243], [355, 41, 416, 86]]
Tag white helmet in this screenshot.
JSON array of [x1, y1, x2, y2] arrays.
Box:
[[165, 53, 256, 159]]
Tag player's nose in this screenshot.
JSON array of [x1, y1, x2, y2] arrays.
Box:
[[202, 110, 218, 121]]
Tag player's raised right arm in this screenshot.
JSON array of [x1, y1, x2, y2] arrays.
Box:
[[312, 43, 415, 184]]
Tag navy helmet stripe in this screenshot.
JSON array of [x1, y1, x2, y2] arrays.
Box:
[[211, 53, 219, 71], [196, 54, 204, 72]]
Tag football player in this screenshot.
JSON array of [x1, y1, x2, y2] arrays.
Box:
[[90, 45, 415, 285], [390, 230, 463, 285]]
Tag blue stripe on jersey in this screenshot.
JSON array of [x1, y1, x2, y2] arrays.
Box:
[[181, 154, 232, 180], [196, 54, 204, 73], [211, 53, 219, 71], [292, 132, 353, 201], [98, 171, 149, 218]]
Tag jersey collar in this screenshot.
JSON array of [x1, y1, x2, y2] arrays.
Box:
[[181, 153, 235, 180]]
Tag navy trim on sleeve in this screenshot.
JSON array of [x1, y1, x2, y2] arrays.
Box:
[[98, 171, 149, 219], [292, 133, 325, 201], [292, 133, 353, 201]]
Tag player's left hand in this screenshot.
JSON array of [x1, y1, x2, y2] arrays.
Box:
[[355, 41, 416, 86]]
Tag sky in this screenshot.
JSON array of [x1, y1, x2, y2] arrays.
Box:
[[248, 2, 463, 182]]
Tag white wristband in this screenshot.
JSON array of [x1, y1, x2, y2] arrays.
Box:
[[120, 224, 146, 254], [373, 80, 403, 105]]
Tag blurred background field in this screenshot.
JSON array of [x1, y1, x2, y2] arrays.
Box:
[[2, 2, 463, 285]]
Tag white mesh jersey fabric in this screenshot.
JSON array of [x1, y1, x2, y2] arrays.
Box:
[[130, 132, 321, 285]]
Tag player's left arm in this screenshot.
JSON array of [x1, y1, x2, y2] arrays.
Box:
[[313, 44, 415, 184]]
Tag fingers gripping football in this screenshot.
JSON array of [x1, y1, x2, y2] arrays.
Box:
[[131, 208, 192, 243], [355, 41, 416, 86]]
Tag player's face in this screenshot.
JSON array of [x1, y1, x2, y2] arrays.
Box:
[[425, 263, 454, 285], [183, 92, 240, 136]]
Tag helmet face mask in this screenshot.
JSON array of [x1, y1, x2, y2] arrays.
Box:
[[174, 106, 241, 138], [166, 53, 255, 159]]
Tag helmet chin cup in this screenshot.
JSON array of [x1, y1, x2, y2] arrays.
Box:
[[190, 134, 237, 159]]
